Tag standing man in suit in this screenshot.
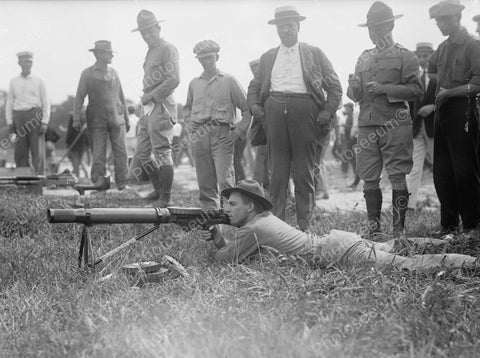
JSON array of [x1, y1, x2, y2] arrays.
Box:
[[347, 1, 423, 238], [428, 0, 480, 237], [247, 5, 342, 231], [129, 10, 180, 207], [406, 42, 436, 211], [6, 51, 50, 174]]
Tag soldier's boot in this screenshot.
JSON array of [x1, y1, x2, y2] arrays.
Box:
[[153, 165, 174, 208], [392, 190, 410, 239], [363, 188, 382, 240], [144, 166, 161, 201]]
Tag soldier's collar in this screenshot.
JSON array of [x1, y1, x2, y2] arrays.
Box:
[[448, 26, 468, 44]]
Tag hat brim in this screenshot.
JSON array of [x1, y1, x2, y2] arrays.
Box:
[[88, 48, 115, 53], [358, 14, 403, 27], [221, 187, 273, 210], [131, 19, 165, 32], [195, 51, 219, 59], [268, 15, 306, 25], [429, 4, 465, 19]]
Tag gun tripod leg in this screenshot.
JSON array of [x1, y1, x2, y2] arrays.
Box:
[[78, 225, 95, 268]]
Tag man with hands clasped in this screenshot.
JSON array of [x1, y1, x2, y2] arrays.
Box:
[[347, 1, 423, 239]]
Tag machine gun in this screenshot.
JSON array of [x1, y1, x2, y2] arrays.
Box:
[[0, 172, 77, 194], [47, 206, 230, 268]]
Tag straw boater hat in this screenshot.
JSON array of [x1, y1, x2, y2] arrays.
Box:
[[429, 0, 465, 19], [358, 1, 403, 27], [268, 5, 306, 25], [131, 9, 164, 32], [222, 179, 273, 210], [89, 40, 114, 53]]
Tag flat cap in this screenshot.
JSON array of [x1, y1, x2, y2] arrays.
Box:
[[415, 42, 434, 52], [429, 0, 464, 19], [193, 40, 220, 58], [16, 51, 33, 58]]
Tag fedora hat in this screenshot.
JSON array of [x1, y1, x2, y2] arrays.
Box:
[[429, 0, 464, 19], [89, 40, 114, 53], [268, 5, 306, 25], [222, 179, 273, 210], [358, 1, 403, 27], [131, 9, 164, 32]]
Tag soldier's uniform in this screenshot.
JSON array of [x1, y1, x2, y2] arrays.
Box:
[[347, 2, 423, 237]]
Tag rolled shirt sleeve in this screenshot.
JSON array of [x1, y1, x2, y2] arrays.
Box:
[[214, 226, 261, 264], [229, 76, 252, 139], [73, 69, 89, 124]]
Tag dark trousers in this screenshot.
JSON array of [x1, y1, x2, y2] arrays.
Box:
[[433, 98, 480, 229], [12, 108, 42, 173], [234, 138, 246, 183], [265, 93, 320, 230]]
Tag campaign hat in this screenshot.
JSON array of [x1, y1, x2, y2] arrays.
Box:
[[222, 179, 273, 210], [358, 1, 403, 27]]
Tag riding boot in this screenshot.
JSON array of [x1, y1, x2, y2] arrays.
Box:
[[364, 188, 382, 238], [144, 166, 161, 201], [392, 190, 409, 238], [153, 164, 174, 208]]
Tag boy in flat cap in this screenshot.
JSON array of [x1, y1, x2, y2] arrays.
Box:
[[247, 5, 342, 231], [6, 51, 50, 174], [129, 10, 180, 207], [73, 40, 130, 190], [347, 1, 423, 239], [183, 40, 251, 210], [406, 42, 437, 211], [428, 0, 480, 238]]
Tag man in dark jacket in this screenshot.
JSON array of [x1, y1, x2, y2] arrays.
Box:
[[406, 42, 436, 211], [247, 5, 342, 231]]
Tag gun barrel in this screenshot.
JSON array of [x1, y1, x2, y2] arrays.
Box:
[[47, 208, 171, 224]]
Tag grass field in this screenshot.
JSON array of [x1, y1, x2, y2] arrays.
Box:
[[1, 181, 480, 358]]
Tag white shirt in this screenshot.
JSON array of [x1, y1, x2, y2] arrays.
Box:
[[270, 42, 308, 93], [419, 67, 430, 90], [5, 73, 50, 125]]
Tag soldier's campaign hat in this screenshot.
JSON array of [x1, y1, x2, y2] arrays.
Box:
[[473, 14, 480, 22], [89, 40, 114, 53], [358, 1, 403, 27], [193, 40, 220, 58], [222, 179, 273, 210], [131, 9, 164, 32], [429, 0, 465, 19], [16, 51, 33, 59], [268, 5, 306, 25], [415, 42, 434, 53]]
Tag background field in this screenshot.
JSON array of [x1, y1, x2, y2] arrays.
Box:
[[1, 170, 480, 358]]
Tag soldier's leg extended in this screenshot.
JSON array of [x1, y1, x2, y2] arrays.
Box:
[[88, 126, 108, 184], [357, 126, 384, 236], [108, 124, 128, 188], [381, 124, 413, 238], [129, 117, 160, 199]]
